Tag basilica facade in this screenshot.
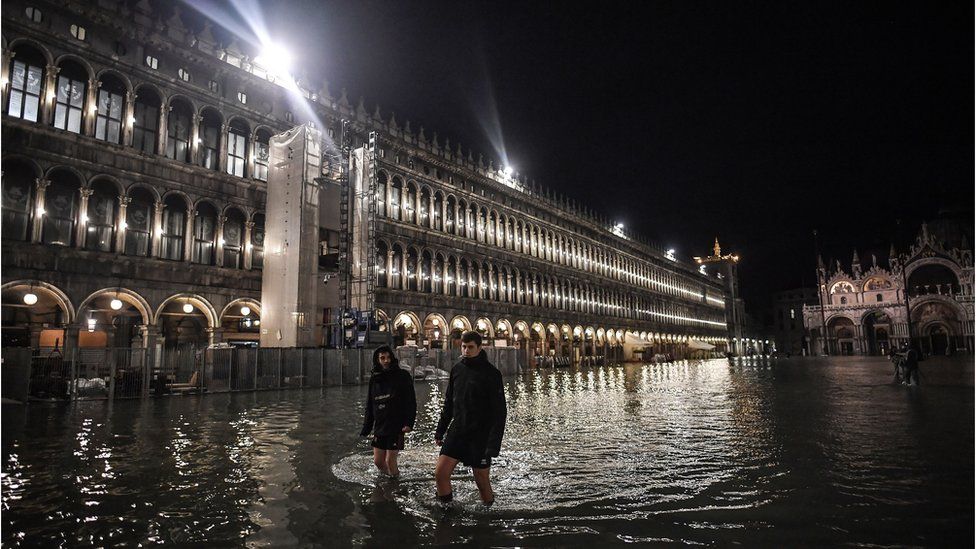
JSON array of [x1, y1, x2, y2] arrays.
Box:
[[803, 222, 974, 356], [2, 0, 731, 363]]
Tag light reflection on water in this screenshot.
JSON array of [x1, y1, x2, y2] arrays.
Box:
[[2, 357, 973, 546]]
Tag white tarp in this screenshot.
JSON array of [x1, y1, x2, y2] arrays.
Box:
[[687, 339, 715, 350]]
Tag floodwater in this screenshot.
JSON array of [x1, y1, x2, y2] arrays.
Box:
[[2, 357, 973, 547]]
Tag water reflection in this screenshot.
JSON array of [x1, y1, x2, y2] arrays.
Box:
[[3, 358, 973, 546]]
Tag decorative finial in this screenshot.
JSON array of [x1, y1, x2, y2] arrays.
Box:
[[713, 237, 721, 257]]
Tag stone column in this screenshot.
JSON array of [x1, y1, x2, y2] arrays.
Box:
[[157, 104, 169, 156], [506, 272, 513, 303], [190, 113, 202, 165], [415, 189, 422, 226], [151, 201, 165, 257], [31, 178, 50, 243], [63, 324, 81, 359], [474, 267, 481, 300], [207, 327, 224, 346], [400, 251, 408, 290], [442, 260, 449, 296], [183, 207, 195, 262], [42, 64, 60, 125], [115, 196, 130, 252], [122, 90, 136, 147], [246, 131, 257, 179], [84, 78, 100, 136], [243, 221, 254, 269], [218, 124, 229, 173], [75, 187, 94, 248], [214, 215, 226, 267], [1, 50, 14, 111], [387, 249, 395, 289], [28, 324, 43, 349]]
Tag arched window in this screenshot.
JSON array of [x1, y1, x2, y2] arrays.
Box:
[[160, 195, 187, 260], [406, 248, 419, 291], [132, 87, 160, 155], [192, 202, 217, 264], [226, 119, 249, 177], [53, 60, 87, 134], [253, 129, 271, 182], [433, 192, 443, 231], [84, 180, 117, 252], [166, 99, 192, 162], [124, 187, 153, 256], [389, 176, 403, 221], [199, 109, 221, 171], [6, 45, 45, 122], [94, 74, 125, 144], [404, 182, 416, 224], [446, 257, 457, 296], [840, 296, 848, 305], [390, 244, 404, 289], [459, 259, 469, 298], [419, 187, 431, 226], [433, 254, 444, 294], [222, 208, 245, 268], [876, 293, 883, 302], [1, 161, 35, 240], [376, 241, 388, 288], [41, 170, 80, 245], [376, 172, 387, 217], [446, 196, 457, 233], [421, 250, 433, 293], [251, 213, 265, 269]]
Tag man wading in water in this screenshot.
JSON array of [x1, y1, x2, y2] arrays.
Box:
[[434, 331, 507, 507], [361, 346, 417, 477]]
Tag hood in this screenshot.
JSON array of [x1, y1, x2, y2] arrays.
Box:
[[372, 346, 401, 373]]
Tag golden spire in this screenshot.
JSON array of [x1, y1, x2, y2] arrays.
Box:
[[713, 237, 721, 257]]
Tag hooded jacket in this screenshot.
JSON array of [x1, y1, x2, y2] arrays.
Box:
[[360, 348, 417, 437], [435, 349, 507, 457]]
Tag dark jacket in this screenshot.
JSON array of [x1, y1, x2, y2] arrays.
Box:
[[435, 350, 507, 457], [360, 349, 417, 437]]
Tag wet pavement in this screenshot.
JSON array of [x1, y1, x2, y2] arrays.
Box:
[[2, 356, 973, 547]]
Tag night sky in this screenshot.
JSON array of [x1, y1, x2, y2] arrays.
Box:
[[187, 0, 974, 307]]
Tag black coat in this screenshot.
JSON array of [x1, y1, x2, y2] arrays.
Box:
[[360, 353, 417, 437], [435, 350, 507, 457]]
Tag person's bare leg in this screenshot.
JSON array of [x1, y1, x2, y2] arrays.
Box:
[[385, 450, 400, 477], [473, 467, 494, 504], [435, 455, 459, 498], [373, 448, 389, 474]]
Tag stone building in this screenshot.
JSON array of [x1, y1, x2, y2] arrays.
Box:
[[2, 0, 731, 362], [769, 287, 817, 355], [803, 221, 974, 356]]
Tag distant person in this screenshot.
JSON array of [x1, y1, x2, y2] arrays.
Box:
[[902, 343, 920, 386], [889, 348, 904, 383], [434, 331, 507, 507], [360, 345, 416, 477]]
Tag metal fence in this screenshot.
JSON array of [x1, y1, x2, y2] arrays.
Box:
[[2, 346, 375, 403]]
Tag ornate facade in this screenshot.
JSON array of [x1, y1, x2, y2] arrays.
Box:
[[803, 223, 974, 356], [2, 0, 730, 362]]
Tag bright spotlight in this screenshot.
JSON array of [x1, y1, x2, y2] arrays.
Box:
[[23, 293, 38, 306], [182, 303, 194, 314], [503, 166, 514, 177], [240, 306, 251, 317], [110, 299, 123, 310], [255, 43, 292, 74]]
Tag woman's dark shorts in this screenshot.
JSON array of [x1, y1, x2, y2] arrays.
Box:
[[372, 433, 405, 451], [440, 436, 491, 469]]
